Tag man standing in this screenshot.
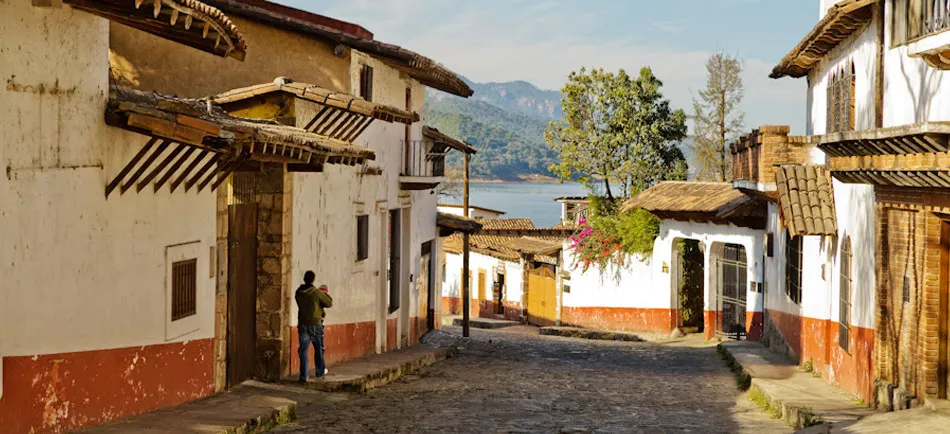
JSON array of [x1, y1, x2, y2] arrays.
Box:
[[296, 270, 332, 382]]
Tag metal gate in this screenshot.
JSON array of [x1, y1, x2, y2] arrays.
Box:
[[717, 244, 748, 340], [227, 203, 258, 387]]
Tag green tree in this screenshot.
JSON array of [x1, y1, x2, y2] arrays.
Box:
[[545, 67, 688, 200], [692, 52, 745, 181]]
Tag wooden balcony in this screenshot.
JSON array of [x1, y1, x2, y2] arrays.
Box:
[[399, 140, 446, 190]]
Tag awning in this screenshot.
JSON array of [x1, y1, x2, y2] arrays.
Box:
[[776, 165, 837, 236], [819, 123, 950, 187], [770, 0, 878, 79], [104, 86, 374, 196], [437, 213, 482, 236], [212, 78, 419, 143], [203, 0, 473, 97], [65, 0, 247, 60], [423, 126, 477, 154]]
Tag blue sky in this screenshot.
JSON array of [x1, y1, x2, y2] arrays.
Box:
[[278, 1, 821, 132]]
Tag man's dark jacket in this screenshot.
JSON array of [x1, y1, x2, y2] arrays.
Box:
[[295, 284, 333, 325]]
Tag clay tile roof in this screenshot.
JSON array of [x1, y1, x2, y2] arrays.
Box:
[[106, 86, 374, 163], [66, 0, 247, 60], [621, 182, 755, 217], [506, 237, 563, 256], [776, 165, 838, 236], [771, 0, 878, 79], [424, 126, 477, 154], [551, 221, 579, 230], [437, 212, 482, 235], [443, 234, 521, 261], [478, 218, 536, 231], [203, 0, 473, 97], [212, 78, 419, 125]]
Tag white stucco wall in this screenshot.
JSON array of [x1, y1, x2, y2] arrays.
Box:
[[806, 19, 879, 136], [437, 206, 504, 220], [561, 250, 660, 309], [289, 49, 437, 350], [0, 2, 216, 357]]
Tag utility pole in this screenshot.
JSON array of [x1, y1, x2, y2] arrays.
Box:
[[462, 152, 471, 338]]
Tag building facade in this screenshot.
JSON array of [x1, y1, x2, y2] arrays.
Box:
[[0, 0, 471, 432]]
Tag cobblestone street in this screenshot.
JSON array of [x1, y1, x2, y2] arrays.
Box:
[[270, 326, 789, 433]]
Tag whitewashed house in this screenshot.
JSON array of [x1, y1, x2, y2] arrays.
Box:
[[0, 1, 473, 431], [767, 0, 950, 408]]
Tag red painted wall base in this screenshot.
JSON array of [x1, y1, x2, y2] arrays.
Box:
[[561, 307, 675, 333], [0, 339, 214, 434]]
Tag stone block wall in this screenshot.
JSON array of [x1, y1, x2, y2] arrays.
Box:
[[255, 166, 287, 382]]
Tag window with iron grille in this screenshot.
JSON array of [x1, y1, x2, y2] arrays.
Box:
[[356, 214, 369, 261], [839, 237, 852, 352], [826, 63, 855, 134], [785, 233, 803, 304], [171, 258, 197, 321], [360, 65, 374, 102]]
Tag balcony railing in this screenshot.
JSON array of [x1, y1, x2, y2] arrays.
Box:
[[401, 140, 444, 177], [908, 0, 950, 41]]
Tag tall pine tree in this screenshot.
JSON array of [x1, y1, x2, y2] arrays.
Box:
[[691, 52, 745, 182]]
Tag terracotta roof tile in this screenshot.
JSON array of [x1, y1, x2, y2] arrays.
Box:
[[621, 182, 755, 216], [776, 165, 837, 236], [478, 218, 536, 231]]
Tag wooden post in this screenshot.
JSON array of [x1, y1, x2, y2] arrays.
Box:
[[462, 153, 471, 338]]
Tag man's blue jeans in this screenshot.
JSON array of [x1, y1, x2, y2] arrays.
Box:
[[298, 323, 325, 381]]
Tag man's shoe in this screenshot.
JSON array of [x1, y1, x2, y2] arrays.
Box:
[[297, 377, 307, 384], [324, 368, 329, 376]]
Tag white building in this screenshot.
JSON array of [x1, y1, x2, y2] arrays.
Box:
[[0, 0, 473, 431], [437, 204, 507, 220]]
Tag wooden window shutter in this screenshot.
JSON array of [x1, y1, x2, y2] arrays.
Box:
[[357, 215, 369, 261], [361, 65, 374, 102]]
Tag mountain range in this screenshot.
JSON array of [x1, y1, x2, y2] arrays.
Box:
[[425, 78, 562, 181], [425, 77, 696, 181]]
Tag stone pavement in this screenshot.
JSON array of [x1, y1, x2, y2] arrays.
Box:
[[270, 325, 791, 433], [79, 384, 297, 434], [539, 325, 645, 342], [719, 340, 876, 430], [451, 316, 522, 329]]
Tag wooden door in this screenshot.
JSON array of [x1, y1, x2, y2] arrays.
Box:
[[227, 204, 258, 387], [527, 264, 557, 326], [422, 241, 435, 330], [388, 210, 401, 313]]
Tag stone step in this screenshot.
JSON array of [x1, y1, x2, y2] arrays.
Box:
[[539, 326, 645, 342], [452, 317, 522, 329]]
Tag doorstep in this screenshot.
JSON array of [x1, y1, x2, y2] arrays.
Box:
[[282, 344, 456, 393], [78, 384, 296, 434], [718, 340, 877, 431]]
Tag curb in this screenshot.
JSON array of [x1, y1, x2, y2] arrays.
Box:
[[717, 343, 823, 430], [452, 318, 521, 329], [223, 402, 297, 434], [300, 347, 457, 394], [539, 327, 644, 342]]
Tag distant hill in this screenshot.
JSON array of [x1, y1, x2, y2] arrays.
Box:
[[426, 78, 562, 181], [425, 77, 696, 181]]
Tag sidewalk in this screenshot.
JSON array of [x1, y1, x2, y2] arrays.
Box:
[[804, 400, 950, 433], [283, 344, 456, 393], [451, 316, 521, 329], [80, 343, 454, 433], [79, 384, 297, 434], [719, 340, 876, 430]]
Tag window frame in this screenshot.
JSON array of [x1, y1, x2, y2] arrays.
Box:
[[838, 237, 853, 352], [785, 233, 804, 305], [826, 63, 855, 134], [356, 214, 369, 262], [171, 258, 198, 321], [360, 64, 374, 102]]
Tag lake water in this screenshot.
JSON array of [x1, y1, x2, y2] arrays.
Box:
[[440, 182, 589, 228]]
